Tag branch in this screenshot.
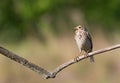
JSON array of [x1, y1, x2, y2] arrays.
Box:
[[0, 44, 120, 79]]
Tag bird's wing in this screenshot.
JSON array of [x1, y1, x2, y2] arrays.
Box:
[[86, 32, 93, 50]]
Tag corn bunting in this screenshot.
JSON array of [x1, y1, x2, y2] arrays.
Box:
[[74, 25, 94, 62]]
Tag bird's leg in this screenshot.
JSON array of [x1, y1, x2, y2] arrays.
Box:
[[84, 51, 89, 58], [84, 52, 88, 57], [74, 52, 81, 62]]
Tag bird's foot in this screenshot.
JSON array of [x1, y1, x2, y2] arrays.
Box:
[[84, 53, 88, 58], [74, 56, 79, 62]]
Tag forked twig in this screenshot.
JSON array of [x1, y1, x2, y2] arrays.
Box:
[[0, 44, 120, 79]]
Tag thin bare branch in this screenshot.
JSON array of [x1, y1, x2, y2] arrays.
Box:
[[0, 44, 120, 79]]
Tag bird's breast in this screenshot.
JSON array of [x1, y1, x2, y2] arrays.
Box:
[[75, 34, 85, 51]]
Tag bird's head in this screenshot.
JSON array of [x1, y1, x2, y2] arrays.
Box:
[[74, 25, 87, 31]]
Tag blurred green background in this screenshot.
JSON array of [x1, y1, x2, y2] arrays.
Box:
[[0, 0, 120, 83]]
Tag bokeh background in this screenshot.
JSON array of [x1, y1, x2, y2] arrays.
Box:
[[0, 0, 120, 83]]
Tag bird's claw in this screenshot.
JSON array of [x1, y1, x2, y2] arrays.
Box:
[[84, 53, 88, 57], [74, 56, 79, 62]]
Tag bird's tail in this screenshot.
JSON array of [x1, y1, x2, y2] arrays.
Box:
[[90, 56, 94, 63]]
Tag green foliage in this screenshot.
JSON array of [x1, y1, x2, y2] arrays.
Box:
[[0, 0, 120, 42], [80, 0, 120, 25]]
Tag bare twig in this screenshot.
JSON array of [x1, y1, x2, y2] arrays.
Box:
[[0, 44, 120, 79]]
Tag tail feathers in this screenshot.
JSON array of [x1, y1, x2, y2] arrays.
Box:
[[90, 56, 94, 63]]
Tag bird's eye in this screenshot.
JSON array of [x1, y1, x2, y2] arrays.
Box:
[[78, 26, 82, 29]]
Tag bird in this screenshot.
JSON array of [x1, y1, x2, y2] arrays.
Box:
[[74, 25, 94, 62]]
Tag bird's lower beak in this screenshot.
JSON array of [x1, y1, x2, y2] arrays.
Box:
[[74, 28, 77, 32]]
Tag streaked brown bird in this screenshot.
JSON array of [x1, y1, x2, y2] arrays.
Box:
[[74, 25, 94, 62]]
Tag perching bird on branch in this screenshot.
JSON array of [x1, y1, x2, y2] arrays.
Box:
[[74, 25, 94, 62]]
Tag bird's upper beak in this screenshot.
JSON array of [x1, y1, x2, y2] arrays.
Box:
[[74, 27, 77, 32]]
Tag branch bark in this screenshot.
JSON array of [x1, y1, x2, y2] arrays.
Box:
[[0, 44, 120, 79]]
